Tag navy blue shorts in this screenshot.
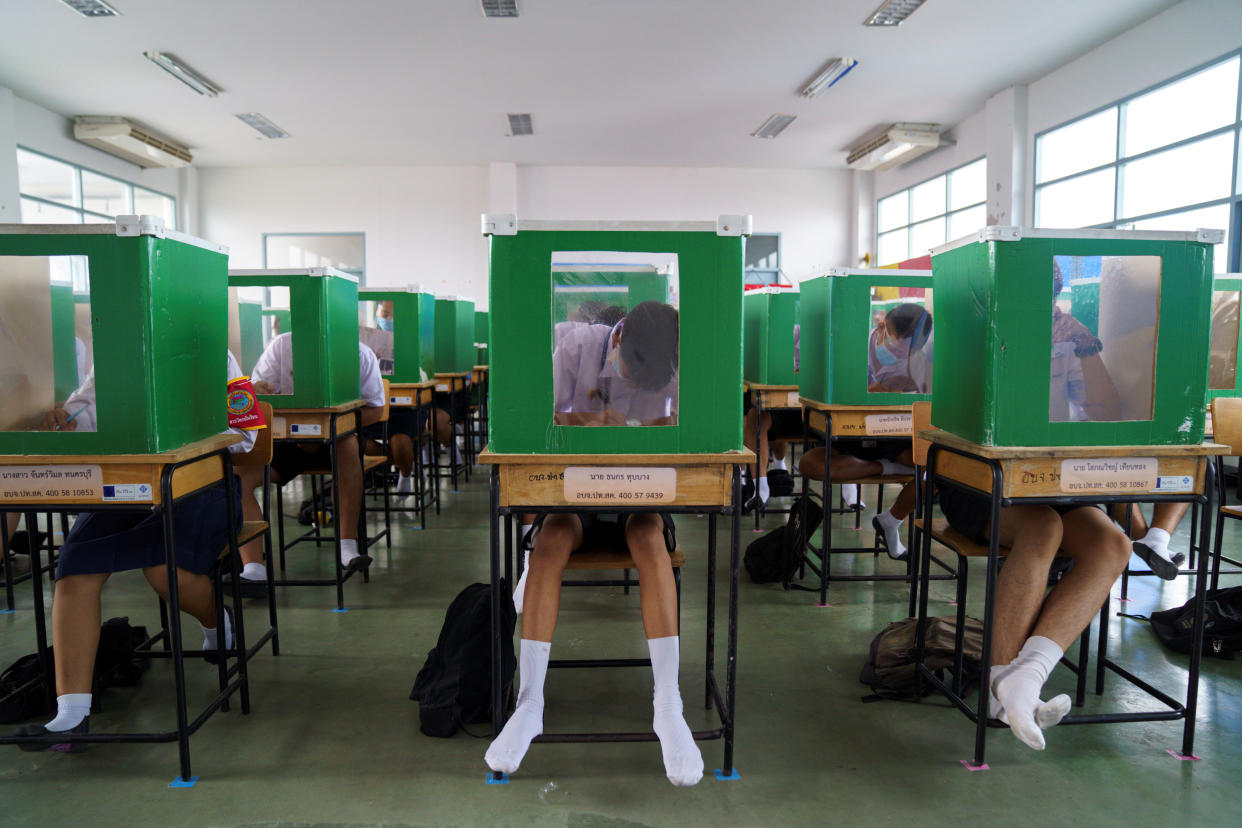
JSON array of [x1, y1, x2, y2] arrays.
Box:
[[364, 407, 427, 442], [527, 512, 676, 554], [432, 388, 471, 424]]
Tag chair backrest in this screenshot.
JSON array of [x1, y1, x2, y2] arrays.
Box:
[[233, 402, 275, 467], [1211, 397, 1242, 457], [911, 400, 934, 467], [379, 378, 391, 424]]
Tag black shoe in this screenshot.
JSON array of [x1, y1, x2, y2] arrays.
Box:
[[767, 469, 795, 498], [872, 515, 907, 561], [2, 552, 31, 576], [13, 717, 89, 753], [222, 573, 269, 600], [343, 554, 373, 575], [741, 479, 756, 509], [1133, 541, 1178, 580], [7, 530, 47, 555]]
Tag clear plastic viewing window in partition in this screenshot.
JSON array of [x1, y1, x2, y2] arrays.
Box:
[[866, 286, 933, 395], [1050, 255, 1160, 423], [551, 254, 680, 427], [1210, 289, 1240, 391], [359, 299, 396, 376], [0, 255, 96, 432], [249, 285, 294, 397]]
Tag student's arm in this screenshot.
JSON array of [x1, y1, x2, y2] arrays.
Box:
[[250, 335, 285, 395], [551, 331, 583, 415], [40, 369, 96, 431], [358, 344, 386, 428], [1055, 310, 1122, 421]]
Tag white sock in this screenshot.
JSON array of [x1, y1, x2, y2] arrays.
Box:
[[339, 538, 360, 566], [513, 549, 532, 614], [875, 509, 907, 560], [485, 639, 549, 774], [771, 456, 787, 471], [44, 693, 91, 732], [989, 636, 1071, 750], [1138, 528, 1174, 563], [241, 562, 266, 581], [420, 446, 430, 465], [879, 458, 915, 477], [648, 636, 703, 787], [397, 473, 413, 494], [841, 484, 861, 507], [201, 609, 234, 652], [756, 477, 770, 502]]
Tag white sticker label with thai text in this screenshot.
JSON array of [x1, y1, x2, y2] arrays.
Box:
[[1060, 457, 1157, 493], [865, 412, 913, 436], [102, 482, 153, 502], [289, 423, 322, 437], [435, 383, 449, 392], [785, 391, 800, 407], [390, 395, 413, 406], [564, 467, 677, 504], [1156, 475, 1194, 493], [0, 465, 104, 501]]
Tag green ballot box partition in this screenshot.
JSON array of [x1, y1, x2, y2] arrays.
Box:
[[475, 310, 490, 366], [798, 268, 934, 406], [358, 286, 436, 382], [434, 296, 476, 375], [228, 288, 265, 379], [229, 268, 360, 410], [0, 217, 229, 454], [930, 227, 1222, 447], [743, 287, 799, 386], [1209, 275, 1242, 402], [483, 215, 749, 454]]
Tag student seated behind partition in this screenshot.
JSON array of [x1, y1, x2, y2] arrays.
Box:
[[12, 352, 259, 749], [488, 300, 701, 786], [797, 304, 932, 559], [237, 332, 386, 590], [362, 301, 425, 495]]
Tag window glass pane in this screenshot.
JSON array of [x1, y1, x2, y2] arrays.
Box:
[[1035, 168, 1116, 228], [1051, 254, 1159, 422], [81, 171, 129, 217], [867, 286, 933, 395], [1037, 109, 1118, 184], [877, 229, 909, 267], [1128, 203, 1232, 274], [16, 149, 78, 207], [948, 159, 986, 210], [133, 188, 176, 230], [948, 204, 987, 241], [1123, 58, 1240, 157], [265, 234, 364, 276], [20, 198, 81, 224], [909, 216, 946, 256], [551, 254, 679, 427], [1209, 290, 1240, 391], [1121, 132, 1233, 219], [877, 191, 909, 233], [0, 255, 96, 431], [910, 176, 947, 223], [81, 212, 112, 225]]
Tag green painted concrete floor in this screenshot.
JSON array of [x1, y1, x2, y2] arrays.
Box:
[[2, 470, 1241, 827]]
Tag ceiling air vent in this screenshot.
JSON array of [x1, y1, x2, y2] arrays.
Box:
[[236, 112, 290, 139], [481, 0, 519, 18], [58, 0, 120, 18], [507, 113, 533, 136], [864, 0, 928, 27], [73, 116, 192, 168], [846, 123, 940, 170], [751, 114, 797, 139]]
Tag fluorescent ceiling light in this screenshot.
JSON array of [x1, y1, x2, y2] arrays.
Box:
[[799, 58, 858, 99], [751, 114, 797, 139], [58, 0, 119, 17], [846, 123, 940, 170], [507, 113, 533, 136], [143, 51, 223, 97], [480, 0, 519, 18], [864, 0, 928, 27], [236, 112, 289, 139]]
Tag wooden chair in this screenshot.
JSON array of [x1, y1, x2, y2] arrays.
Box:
[[1208, 397, 1242, 589], [361, 380, 393, 550]]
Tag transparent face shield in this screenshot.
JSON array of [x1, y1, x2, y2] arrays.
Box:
[[359, 300, 395, 376], [866, 286, 933, 395]]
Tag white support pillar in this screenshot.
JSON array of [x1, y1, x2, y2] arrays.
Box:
[[851, 169, 875, 267], [984, 84, 1029, 227], [0, 88, 21, 223]]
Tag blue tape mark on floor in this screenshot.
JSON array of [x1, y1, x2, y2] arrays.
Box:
[[331, 607, 350, 613], [714, 768, 741, 781], [0, 609, 15, 614], [485, 772, 509, 785], [168, 776, 199, 788]]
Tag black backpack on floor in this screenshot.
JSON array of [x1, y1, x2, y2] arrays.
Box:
[[744, 495, 822, 584], [1128, 586, 1242, 659], [410, 580, 516, 737]]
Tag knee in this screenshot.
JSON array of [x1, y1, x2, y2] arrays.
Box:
[[799, 448, 824, 481], [142, 565, 169, 593], [1028, 507, 1064, 554], [55, 573, 105, 600], [532, 516, 577, 560], [337, 434, 359, 455], [625, 514, 666, 559], [1099, 524, 1133, 573]]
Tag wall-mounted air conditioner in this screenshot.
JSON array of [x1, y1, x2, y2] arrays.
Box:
[[73, 116, 193, 168], [846, 123, 940, 171]]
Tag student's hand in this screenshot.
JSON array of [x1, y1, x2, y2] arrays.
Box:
[[1052, 308, 1101, 356], [252, 380, 275, 395], [40, 409, 77, 431]]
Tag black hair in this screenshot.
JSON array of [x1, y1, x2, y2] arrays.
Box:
[[1053, 259, 1064, 297], [885, 303, 932, 352], [620, 301, 678, 391]]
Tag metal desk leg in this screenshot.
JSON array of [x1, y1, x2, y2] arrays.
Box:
[[159, 472, 193, 784], [1182, 462, 1215, 758], [488, 468, 505, 783], [971, 461, 1005, 769], [705, 511, 717, 710], [722, 466, 741, 776], [753, 393, 763, 531], [329, 420, 346, 611], [820, 431, 832, 606], [25, 510, 53, 708]]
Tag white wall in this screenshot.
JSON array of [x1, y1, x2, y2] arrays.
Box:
[[518, 165, 851, 284]]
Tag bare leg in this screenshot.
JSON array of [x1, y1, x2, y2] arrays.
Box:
[[142, 566, 218, 629], [626, 514, 678, 638], [52, 573, 110, 695], [798, 447, 882, 482], [988, 505, 1064, 665], [390, 433, 414, 477], [335, 434, 363, 543], [742, 408, 771, 482]]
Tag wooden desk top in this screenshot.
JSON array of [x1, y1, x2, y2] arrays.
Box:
[[473, 365, 489, 373], [435, 372, 470, 379], [923, 429, 1230, 459], [0, 433, 241, 466], [270, 399, 366, 416], [389, 381, 437, 390], [744, 381, 798, 392], [800, 398, 914, 413], [479, 449, 755, 466]]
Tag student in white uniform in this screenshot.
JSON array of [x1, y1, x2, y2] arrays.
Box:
[[12, 352, 258, 750], [488, 301, 703, 787], [234, 333, 386, 592]]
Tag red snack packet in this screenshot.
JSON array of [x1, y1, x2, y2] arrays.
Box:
[[227, 375, 267, 430]]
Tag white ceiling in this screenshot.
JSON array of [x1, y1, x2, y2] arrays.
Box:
[[0, 0, 1178, 169]]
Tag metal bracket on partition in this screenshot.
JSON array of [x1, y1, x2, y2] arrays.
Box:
[[977, 226, 1022, 243], [1196, 228, 1225, 244], [115, 214, 166, 238], [482, 213, 518, 236], [717, 215, 753, 237]]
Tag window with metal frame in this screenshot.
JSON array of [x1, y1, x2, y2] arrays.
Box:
[[16, 147, 178, 230], [1034, 51, 1242, 273], [876, 157, 986, 266]]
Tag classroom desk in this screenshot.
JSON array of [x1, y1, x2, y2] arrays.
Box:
[[916, 430, 1228, 768], [472, 365, 490, 460], [269, 399, 369, 611], [0, 433, 262, 784], [433, 372, 471, 489], [384, 380, 439, 527], [479, 448, 753, 782], [743, 381, 800, 531]]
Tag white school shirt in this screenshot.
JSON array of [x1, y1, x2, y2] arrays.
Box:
[[1048, 341, 1087, 422], [250, 332, 386, 408], [63, 351, 257, 454], [551, 322, 676, 422]]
